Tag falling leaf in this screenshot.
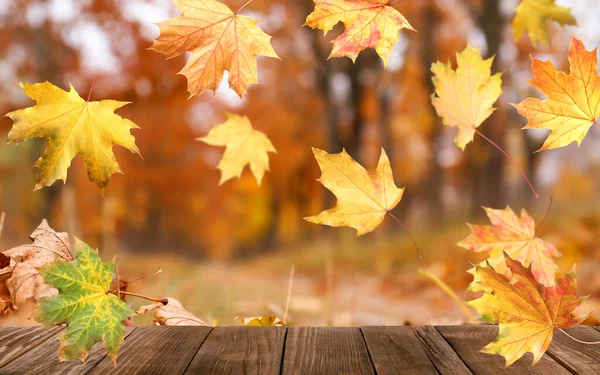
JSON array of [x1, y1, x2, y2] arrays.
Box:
[[151, 0, 279, 98], [468, 253, 587, 367], [6, 82, 140, 191], [304, 147, 404, 236], [458, 206, 560, 288], [137, 297, 208, 326], [236, 315, 285, 326], [198, 113, 276, 185], [514, 37, 600, 151], [35, 239, 133, 364], [513, 0, 577, 45], [431, 45, 503, 150], [304, 0, 415, 65]]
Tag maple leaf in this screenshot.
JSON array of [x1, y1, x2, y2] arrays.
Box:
[[514, 37, 600, 151], [151, 0, 279, 98], [468, 253, 587, 367], [304, 147, 404, 236], [458, 206, 560, 287], [198, 113, 276, 185], [513, 0, 577, 45], [304, 0, 415, 65], [6, 82, 140, 191], [431, 45, 503, 150], [137, 297, 208, 326], [236, 315, 285, 326], [35, 239, 133, 364]]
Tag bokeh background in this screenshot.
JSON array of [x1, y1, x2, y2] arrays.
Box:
[[0, 0, 599, 326]]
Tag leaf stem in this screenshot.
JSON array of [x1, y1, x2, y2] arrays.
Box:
[[87, 78, 97, 102], [122, 268, 163, 288], [236, 0, 254, 13], [387, 212, 421, 259], [0, 212, 5, 243], [534, 196, 553, 235], [283, 264, 294, 324], [559, 328, 600, 345], [472, 127, 539, 199], [418, 269, 475, 322], [114, 291, 168, 304]]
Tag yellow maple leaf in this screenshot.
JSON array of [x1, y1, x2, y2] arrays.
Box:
[[513, 0, 577, 45], [151, 0, 279, 98], [431, 45, 503, 150], [458, 206, 561, 288], [198, 113, 276, 186], [6, 82, 140, 191], [468, 253, 587, 367], [515, 37, 600, 151], [304, 147, 404, 236], [304, 0, 415, 65]]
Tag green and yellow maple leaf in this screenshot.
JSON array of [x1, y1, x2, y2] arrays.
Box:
[[304, 147, 404, 236], [6, 82, 140, 191], [468, 253, 587, 367], [198, 113, 276, 186], [513, 0, 577, 45], [304, 0, 415, 65], [35, 240, 133, 364], [431, 45, 503, 150], [514, 37, 600, 151], [151, 0, 279, 98]]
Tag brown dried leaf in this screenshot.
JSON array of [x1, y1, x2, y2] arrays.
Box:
[[4, 219, 73, 267], [7, 263, 57, 308], [137, 297, 208, 326]]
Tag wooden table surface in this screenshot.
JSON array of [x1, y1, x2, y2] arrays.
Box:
[[0, 325, 599, 374]]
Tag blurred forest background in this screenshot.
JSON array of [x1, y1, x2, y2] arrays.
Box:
[[1, 0, 599, 326]]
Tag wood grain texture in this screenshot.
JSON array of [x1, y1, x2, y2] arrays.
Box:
[[185, 326, 285, 374], [436, 325, 571, 375], [361, 326, 441, 375], [281, 327, 374, 375], [546, 326, 600, 374], [415, 326, 473, 375], [89, 326, 211, 375], [0, 327, 136, 375], [0, 326, 63, 368]]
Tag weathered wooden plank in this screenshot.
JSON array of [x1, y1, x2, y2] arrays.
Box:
[[546, 326, 600, 374], [185, 326, 286, 374], [281, 327, 374, 375], [362, 326, 457, 375], [88, 326, 211, 375], [0, 327, 136, 375], [415, 326, 473, 375], [436, 325, 571, 375], [0, 326, 63, 368]]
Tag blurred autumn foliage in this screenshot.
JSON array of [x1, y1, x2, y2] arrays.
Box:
[[0, 0, 598, 263]]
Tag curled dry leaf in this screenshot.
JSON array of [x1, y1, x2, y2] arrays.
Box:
[[468, 253, 587, 367], [137, 297, 208, 326], [236, 315, 285, 326], [304, 147, 404, 236], [1, 220, 73, 312]]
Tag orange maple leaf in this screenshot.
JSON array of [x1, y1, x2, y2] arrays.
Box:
[[458, 206, 560, 287], [515, 37, 600, 151], [151, 0, 279, 98], [304, 0, 415, 65], [468, 253, 587, 367]]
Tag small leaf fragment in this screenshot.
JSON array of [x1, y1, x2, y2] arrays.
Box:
[[513, 0, 577, 45], [236, 315, 285, 326]]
